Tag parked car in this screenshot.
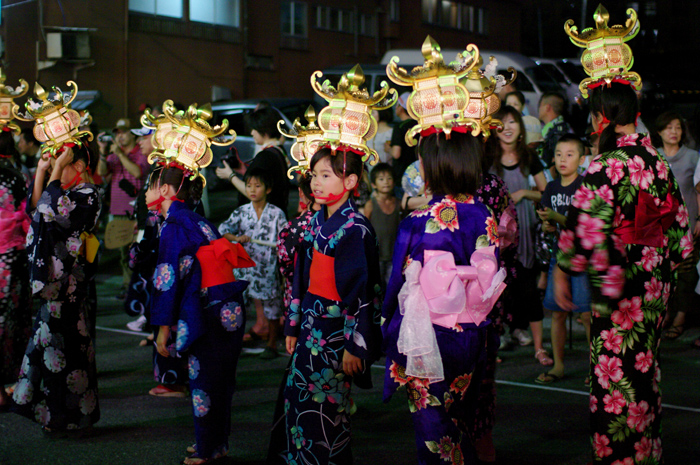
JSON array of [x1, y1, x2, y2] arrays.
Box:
[[531, 57, 585, 109], [379, 48, 564, 116], [206, 98, 319, 189]]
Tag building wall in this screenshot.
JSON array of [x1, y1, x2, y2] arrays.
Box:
[[1, 0, 524, 129]]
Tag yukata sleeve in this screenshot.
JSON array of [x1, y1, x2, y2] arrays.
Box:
[[666, 168, 694, 275], [218, 209, 241, 236], [31, 181, 100, 287], [556, 153, 629, 313], [284, 237, 310, 338], [150, 222, 188, 327], [334, 225, 382, 360], [277, 219, 294, 277], [382, 219, 414, 337]]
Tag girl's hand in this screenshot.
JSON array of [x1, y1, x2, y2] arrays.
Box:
[[286, 336, 297, 355], [342, 350, 363, 377], [237, 235, 251, 244], [56, 146, 75, 169], [156, 326, 171, 357], [693, 219, 700, 238], [36, 154, 52, 173]]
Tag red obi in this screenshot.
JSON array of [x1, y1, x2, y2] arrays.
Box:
[[196, 238, 256, 288], [308, 249, 342, 301], [614, 190, 679, 248]]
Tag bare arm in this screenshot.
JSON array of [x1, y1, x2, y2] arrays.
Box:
[[117, 150, 143, 179], [391, 145, 401, 160]]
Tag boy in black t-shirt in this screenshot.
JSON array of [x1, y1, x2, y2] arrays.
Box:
[[535, 134, 592, 385]]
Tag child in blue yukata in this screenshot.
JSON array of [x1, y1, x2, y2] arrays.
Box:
[[535, 134, 592, 384]]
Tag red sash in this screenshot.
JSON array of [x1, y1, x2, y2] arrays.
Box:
[[196, 238, 255, 288], [308, 249, 342, 301], [614, 190, 679, 248]]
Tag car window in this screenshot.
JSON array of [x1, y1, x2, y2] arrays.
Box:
[[524, 66, 562, 93], [558, 61, 587, 82], [212, 108, 252, 136], [277, 102, 312, 124], [540, 63, 569, 85], [500, 68, 534, 92]]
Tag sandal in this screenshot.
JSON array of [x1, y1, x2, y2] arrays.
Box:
[[534, 348, 553, 366], [242, 328, 268, 343], [149, 384, 187, 398], [535, 371, 562, 384], [663, 325, 684, 340]]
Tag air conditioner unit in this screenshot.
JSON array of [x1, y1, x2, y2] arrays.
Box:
[[46, 31, 91, 60]]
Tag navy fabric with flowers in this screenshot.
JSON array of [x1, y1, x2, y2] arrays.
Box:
[[13, 180, 101, 430], [382, 194, 499, 465], [277, 209, 315, 310], [281, 199, 382, 465], [150, 201, 248, 460], [557, 134, 693, 465]]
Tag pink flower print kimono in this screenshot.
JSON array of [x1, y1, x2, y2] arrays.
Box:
[[557, 134, 693, 465]]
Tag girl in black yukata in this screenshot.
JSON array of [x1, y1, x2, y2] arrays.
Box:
[[146, 166, 255, 465]]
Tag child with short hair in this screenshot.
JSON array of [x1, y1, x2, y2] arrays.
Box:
[[219, 168, 287, 359], [364, 162, 400, 287], [535, 134, 591, 384]]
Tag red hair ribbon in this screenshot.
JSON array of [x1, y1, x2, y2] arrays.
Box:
[[419, 125, 469, 139], [587, 76, 632, 91], [1, 127, 11, 132], [591, 114, 611, 137]]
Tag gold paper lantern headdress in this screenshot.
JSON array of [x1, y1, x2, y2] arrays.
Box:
[[278, 105, 324, 179], [311, 64, 397, 164], [12, 81, 93, 158], [461, 55, 516, 139], [0, 69, 28, 135], [146, 100, 235, 187], [386, 36, 481, 146], [565, 4, 641, 98]]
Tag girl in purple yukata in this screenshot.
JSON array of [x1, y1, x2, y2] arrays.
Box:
[[382, 38, 508, 465]]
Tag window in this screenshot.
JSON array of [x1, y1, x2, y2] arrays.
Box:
[[359, 13, 376, 37], [190, 0, 240, 27], [314, 5, 354, 34], [281, 1, 307, 37], [421, 0, 487, 33], [389, 0, 400, 22], [129, 0, 183, 18]]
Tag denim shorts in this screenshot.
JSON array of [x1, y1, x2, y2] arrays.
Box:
[[543, 256, 591, 313]]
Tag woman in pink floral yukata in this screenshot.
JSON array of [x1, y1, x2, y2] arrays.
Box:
[[555, 8, 693, 463]]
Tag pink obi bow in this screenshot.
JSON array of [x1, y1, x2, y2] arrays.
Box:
[[497, 209, 517, 249], [614, 190, 679, 248], [0, 201, 30, 254], [397, 247, 507, 382]]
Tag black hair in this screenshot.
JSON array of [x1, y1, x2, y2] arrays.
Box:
[[245, 107, 281, 139], [298, 172, 314, 206], [148, 166, 204, 202], [487, 105, 535, 177], [376, 108, 394, 124], [588, 83, 639, 154], [417, 130, 482, 197], [370, 162, 393, 185], [73, 140, 98, 174], [555, 134, 585, 158], [539, 92, 566, 116], [20, 127, 39, 146], [652, 110, 686, 148], [505, 91, 526, 107], [0, 131, 20, 162], [309, 146, 364, 181], [244, 166, 272, 190]]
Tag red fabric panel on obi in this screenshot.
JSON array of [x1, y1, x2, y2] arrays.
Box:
[[614, 190, 678, 248], [196, 238, 256, 288], [308, 249, 342, 301]]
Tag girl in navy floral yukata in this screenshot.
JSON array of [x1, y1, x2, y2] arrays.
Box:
[[147, 165, 254, 465], [280, 147, 382, 465]]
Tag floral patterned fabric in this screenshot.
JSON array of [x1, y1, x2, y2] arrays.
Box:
[[557, 134, 693, 465], [150, 201, 248, 460], [12, 180, 101, 430], [218, 202, 287, 302], [0, 166, 32, 387], [382, 194, 499, 465], [277, 209, 315, 309], [280, 199, 382, 465]]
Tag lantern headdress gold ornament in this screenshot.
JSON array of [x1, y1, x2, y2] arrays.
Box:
[[12, 81, 93, 158], [278, 105, 324, 179], [565, 4, 641, 98], [140, 101, 186, 160], [146, 100, 235, 187], [311, 64, 397, 164], [0, 69, 28, 135], [386, 36, 481, 145], [460, 55, 515, 139]]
